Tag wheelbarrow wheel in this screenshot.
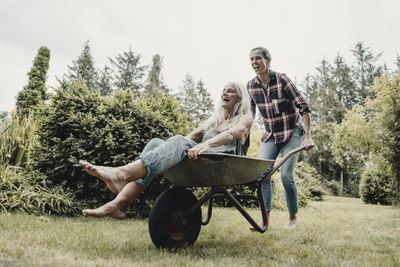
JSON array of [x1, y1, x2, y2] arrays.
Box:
[[149, 186, 202, 248]]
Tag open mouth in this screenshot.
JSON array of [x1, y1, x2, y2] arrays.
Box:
[[222, 98, 229, 102]]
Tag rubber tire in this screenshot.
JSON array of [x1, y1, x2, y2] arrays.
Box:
[[149, 186, 202, 248]]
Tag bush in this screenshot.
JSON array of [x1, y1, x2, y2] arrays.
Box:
[[0, 166, 80, 215], [32, 82, 192, 217], [294, 161, 325, 200], [360, 159, 395, 205], [325, 180, 341, 196]]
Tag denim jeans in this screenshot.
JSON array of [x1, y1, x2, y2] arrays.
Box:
[[259, 127, 303, 214], [135, 135, 197, 189]]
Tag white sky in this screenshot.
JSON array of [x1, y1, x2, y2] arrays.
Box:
[[1, 0, 399, 112]]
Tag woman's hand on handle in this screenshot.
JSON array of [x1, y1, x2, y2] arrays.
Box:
[[187, 143, 210, 160], [302, 136, 315, 151]]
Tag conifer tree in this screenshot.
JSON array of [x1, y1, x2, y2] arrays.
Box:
[[195, 80, 214, 125], [110, 47, 147, 96], [16, 46, 50, 118], [351, 42, 384, 103], [177, 75, 214, 127], [98, 65, 113, 96], [67, 41, 99, 89], [144, 54, 169, 98]]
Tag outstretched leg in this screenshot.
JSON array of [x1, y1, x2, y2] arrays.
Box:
[[82, 181, 143, 219], [79, 160, 146, 194]]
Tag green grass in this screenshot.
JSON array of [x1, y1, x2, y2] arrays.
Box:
[[0, 196, 399, 266]]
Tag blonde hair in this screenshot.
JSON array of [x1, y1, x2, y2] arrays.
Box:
[[201, 82, 251, 130]]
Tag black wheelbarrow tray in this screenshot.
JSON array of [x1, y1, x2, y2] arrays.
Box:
[[148, 145, 306, 248]]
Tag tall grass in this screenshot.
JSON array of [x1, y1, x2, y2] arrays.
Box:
[[0, 111, 36, 167], [0, 111, 80, 215]]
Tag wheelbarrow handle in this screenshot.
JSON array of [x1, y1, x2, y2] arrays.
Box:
[[260, 145, 306, 185]]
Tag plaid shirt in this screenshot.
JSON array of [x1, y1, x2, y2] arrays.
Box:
[[247, 70, 310, 144]]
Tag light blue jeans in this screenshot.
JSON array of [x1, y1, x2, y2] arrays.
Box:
[[259, 127, 303, 214], [135, 135, 197, 189]]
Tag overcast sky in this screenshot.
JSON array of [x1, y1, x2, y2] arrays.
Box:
[[1, 0, 399, 112]]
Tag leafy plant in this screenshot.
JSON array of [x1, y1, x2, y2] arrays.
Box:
[[0, 111, 36, 167], [0, 166, 80, 215]]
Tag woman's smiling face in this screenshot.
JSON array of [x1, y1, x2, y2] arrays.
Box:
[[221, 85, 239, 109], [250, 49, 269, 75]]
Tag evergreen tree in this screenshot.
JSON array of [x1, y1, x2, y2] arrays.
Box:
[[331, 55, 357, 122], [98, 65, 113, 96], [177, 74, 198, 125], [67, 41, 99, 89], [395, 55, 400, 72], [110, 47, 147, 96], [351, 42, 384, 103], [144, 54, 169, 98], [177, 75, 214, 127], [195, 80, 214, 125], [16, 46, 50, 118]]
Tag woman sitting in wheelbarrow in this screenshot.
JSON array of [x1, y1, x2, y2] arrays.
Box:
[[79, 82, 253, 219]]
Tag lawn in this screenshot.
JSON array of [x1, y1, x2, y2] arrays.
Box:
[[0, 196, 399, 266]]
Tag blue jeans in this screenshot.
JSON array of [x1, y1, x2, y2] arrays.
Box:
[[135, 135, 197, 189], [259, 127, 303, 214]]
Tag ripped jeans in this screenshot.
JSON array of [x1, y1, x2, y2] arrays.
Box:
[[135, 135, 197, 189]]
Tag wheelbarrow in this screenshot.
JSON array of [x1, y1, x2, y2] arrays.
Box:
[[148, 145, 306, 248]]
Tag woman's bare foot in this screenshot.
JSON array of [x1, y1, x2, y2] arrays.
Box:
[[79, 160, 128, 194], [285, 214, 297, 229], [82, 200, 126, 219]]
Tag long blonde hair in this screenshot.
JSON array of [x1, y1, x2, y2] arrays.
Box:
[[201, 82, 251, 130]]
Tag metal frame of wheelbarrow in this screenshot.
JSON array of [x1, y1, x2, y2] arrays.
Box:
[[148, 145, 306, 248]]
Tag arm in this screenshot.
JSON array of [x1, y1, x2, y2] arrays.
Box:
[[301, 112, 315, 151], [247, 82, 257, 119], [281, 74, 311, 115], [185, 125, 206, 143], [187, 114, 253, 159]]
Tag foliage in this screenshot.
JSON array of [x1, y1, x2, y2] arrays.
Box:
[[302, 42, 386, 196], [176, 74, 214, 127], [359, 158, 395, 205], [0, 111, 36, 167], [0, 166, 80, 215], [98, 65, 113, 96], [351, 41, 385, 102], [66, 41, 99, 89], [246, 129, 262, 158], [303, 120, 342, 183], [325, 180, 341, 196], [365, 72, 400, 203], [16, 46, 50, 118], [110, 46, 147, 96], [144, 54, 169, 97], [31, 81, 190, 216], [136, 93, 193, 136], [333, 72, 400, 203], [0, 111, 8, 123]]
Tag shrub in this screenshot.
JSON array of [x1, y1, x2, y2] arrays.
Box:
[[0, 166, 80, 215], [325, 180, 341, 196], [31, 82, 192, 217], [360, 158, 395, 205]]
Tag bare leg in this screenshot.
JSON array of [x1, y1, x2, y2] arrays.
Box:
[[82, 182, 144, 219], [79, 160, 146, 194], [285, 213, 297, 229]]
